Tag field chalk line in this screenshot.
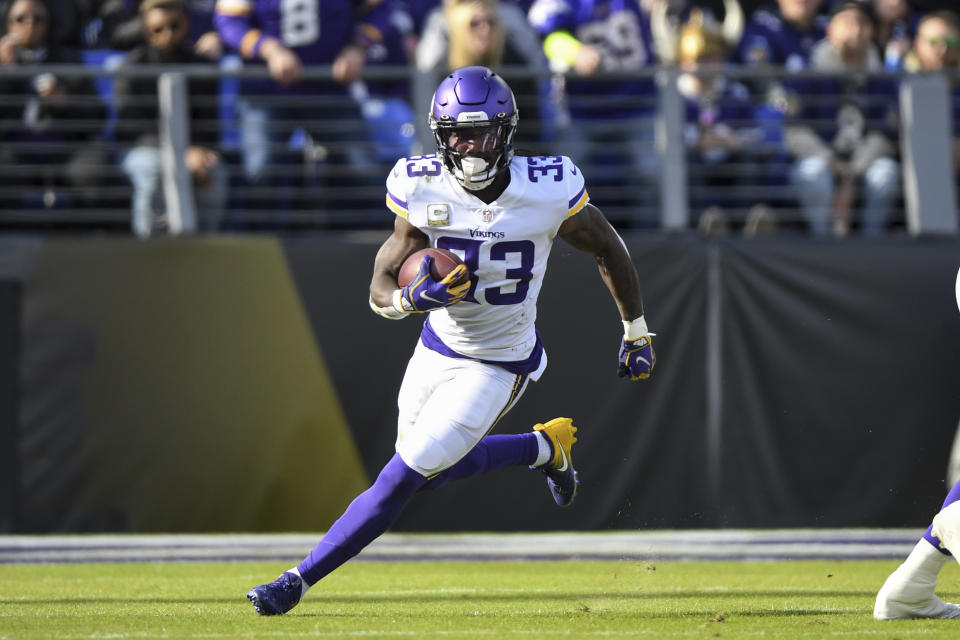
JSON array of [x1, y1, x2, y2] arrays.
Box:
[[0, 529, 925, 564]]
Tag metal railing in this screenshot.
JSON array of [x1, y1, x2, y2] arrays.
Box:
[[0, 60, 956, 235]]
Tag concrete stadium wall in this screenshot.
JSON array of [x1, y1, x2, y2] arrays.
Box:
[[2, 235, 959, 533]]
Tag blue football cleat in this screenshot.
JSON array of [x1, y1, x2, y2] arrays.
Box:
[[247, 571, 303, 616], [533, 417, 579, 507]]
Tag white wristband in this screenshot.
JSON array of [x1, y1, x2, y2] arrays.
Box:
[[392, 288, 416, 313], [622, 315, 652, 340], [369, 294, 407, 320]]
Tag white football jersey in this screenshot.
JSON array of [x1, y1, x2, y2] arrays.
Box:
[[386, 153, 589, 368]]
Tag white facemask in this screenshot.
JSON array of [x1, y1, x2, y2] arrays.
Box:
[[459, 156, 495, 190]]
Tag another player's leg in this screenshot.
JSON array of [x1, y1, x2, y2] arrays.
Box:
[[931, 499, 960, 559], [247, 454, 427, 615], [875, 479, 960, 620]]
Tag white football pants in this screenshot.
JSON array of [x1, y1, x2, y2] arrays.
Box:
[[395, 342, 534, 477]]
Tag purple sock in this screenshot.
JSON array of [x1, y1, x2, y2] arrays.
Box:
[[922, 478, 960, 554], [421, 433, 541, 492], [296, 434, 540, 585], [297, 454, 427, 585]]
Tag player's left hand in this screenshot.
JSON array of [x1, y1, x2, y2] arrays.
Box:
[[618, 335, 655, 380], [398, 255, 470, 313]]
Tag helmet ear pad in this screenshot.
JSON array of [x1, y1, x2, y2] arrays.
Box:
[[428, 66, 519, 189]]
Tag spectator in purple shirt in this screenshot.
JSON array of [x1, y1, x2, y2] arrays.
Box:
[[676, 8, 780, 235], [735, 0, 827, 68], [528, 0, 661, 227], [214, 0, 392, 212]]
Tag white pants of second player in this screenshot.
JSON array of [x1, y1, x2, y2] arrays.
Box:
[[395, 342, 532, 477]]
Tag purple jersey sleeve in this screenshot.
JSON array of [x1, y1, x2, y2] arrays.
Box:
[[529, 0, 656, 119], [528, 0, 574, 36], [214, 0, 264, 58], [215, 0, 391, 61]]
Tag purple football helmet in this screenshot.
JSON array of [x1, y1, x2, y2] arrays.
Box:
[[429, 66, 519, 190]]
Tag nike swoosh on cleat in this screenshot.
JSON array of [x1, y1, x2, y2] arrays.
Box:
[[555, 446, 569, 472]]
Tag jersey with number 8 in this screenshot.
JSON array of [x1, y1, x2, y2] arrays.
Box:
[[386, 153, 590, 373]]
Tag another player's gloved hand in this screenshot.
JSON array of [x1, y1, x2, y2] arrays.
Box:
[[617, 316, 656, 380], [397, 255, 470, 313]]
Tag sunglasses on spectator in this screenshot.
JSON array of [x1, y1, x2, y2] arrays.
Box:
[[151, 20, 182, 35], [11, 12, 47, 24], [469, 17, 497, 29], [927, 36, 959, 50]]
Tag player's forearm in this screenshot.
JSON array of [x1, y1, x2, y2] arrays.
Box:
[[562, 205, 645, 321], [369, 227, 425, 308], [369, 265, 410, 320], [595, 245, 645, 322], [370, 274, 401, 308], [370, 244, 403, 308]]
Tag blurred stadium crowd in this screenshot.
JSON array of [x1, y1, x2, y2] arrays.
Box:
[[0, 0, 958, 236]]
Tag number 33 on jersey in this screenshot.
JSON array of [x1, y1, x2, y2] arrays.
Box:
[[385, 152, 590, 362]]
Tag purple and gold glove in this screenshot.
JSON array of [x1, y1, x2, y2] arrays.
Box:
[[617, 316, 656, 380], [396, 255, 470, 313]]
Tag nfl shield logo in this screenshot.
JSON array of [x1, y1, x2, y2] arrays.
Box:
[[481, 209, 493, 223]]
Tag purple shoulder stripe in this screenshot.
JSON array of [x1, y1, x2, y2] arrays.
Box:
[[568, 185, 586, 210], [388, 191, 407, 209]]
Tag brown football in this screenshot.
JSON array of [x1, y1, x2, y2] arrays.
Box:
[[397, 248, 465, 287]]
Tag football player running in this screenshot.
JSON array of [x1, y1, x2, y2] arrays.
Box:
[[246, 66, 655, 616], [874, 266, 960, 620]]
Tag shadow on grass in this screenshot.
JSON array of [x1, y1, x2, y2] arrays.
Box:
[[282, 607, 855, 620], [318, 588, 877, 603]]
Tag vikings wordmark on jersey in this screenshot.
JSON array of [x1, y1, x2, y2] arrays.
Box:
[[386, 153, 589, 373]]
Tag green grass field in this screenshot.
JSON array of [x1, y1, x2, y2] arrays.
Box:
[[2, 560, 960, 639]]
